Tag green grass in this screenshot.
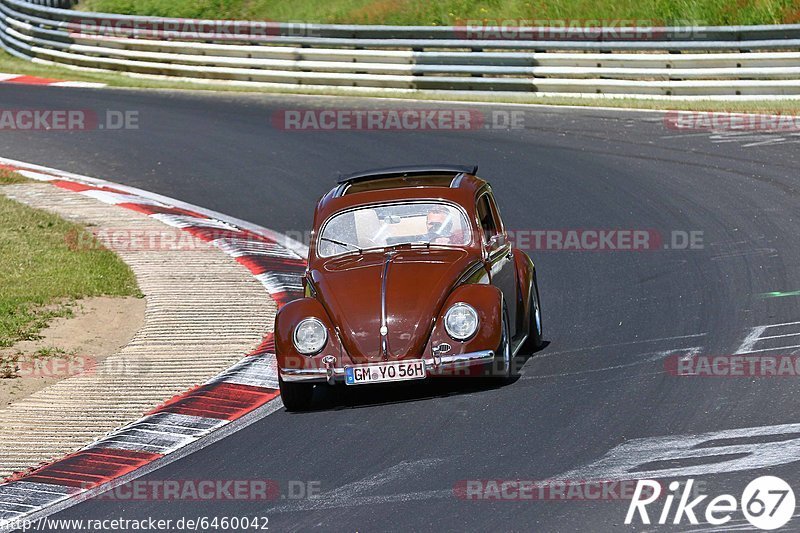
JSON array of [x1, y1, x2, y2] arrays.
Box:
[[1, 348, 78, 379], [0, 169, 28, 185], [30, 346, 76, 359], [0, 191, 141, 348], [76, 0, 800, 26], [0, 50, 191, 90], [0, 353, 18, 378]]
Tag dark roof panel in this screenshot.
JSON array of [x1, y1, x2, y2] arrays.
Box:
[[336, 164, 478, 185]]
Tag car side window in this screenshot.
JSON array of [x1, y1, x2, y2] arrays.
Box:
[[487, 194, 505, 235], [477, 193, 500, 244]]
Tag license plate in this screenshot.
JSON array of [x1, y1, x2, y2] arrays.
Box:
[[345, 360, 426, 385]]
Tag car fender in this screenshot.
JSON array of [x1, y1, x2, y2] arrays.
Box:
[[426, 283, 504, 357], [275, 298, 344, 371], [513, 249, 536, 337]]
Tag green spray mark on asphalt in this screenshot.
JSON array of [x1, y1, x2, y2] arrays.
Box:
[[760, 290, 800, 298]]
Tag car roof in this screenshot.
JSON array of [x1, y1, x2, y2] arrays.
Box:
[[315, 165, 488, 224], [336, 164, 478, 185]]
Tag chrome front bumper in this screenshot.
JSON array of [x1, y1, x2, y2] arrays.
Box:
[[280, 350, 495, 384]]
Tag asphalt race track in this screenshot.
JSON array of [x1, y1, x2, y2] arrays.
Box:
[[2, 85, 800, 531]]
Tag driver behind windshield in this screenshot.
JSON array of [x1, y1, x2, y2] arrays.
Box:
[[426, 205, 459, 244]]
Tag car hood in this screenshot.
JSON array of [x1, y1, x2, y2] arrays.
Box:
[[312, 248, 479, 363]]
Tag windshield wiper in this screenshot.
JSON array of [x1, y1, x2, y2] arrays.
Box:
[[320, 237, 363, 254], [384, 241, 435, 251]]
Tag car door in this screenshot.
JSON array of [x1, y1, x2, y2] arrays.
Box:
[[476, 190, 518, 337]]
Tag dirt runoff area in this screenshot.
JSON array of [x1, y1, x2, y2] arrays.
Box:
[[0, 296, 145, 408]]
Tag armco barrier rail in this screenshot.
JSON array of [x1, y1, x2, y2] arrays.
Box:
[[1, 0, 800, 97]]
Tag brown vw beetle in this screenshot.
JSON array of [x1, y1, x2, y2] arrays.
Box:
[[275, 165, 543, 410]]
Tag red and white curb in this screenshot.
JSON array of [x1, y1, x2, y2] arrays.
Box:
[[0, 72, 106, 88], [0, 157, 307, 527]]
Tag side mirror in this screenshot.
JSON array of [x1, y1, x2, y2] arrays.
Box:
[[482, 234, 506, 261], [487, 234, 506, 248]]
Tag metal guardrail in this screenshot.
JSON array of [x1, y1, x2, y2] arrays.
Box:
[[24, 0, 73, 7], [1, 0, 799, 97]]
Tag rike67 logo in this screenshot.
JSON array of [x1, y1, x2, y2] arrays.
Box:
[[625, 476, 795, 530]]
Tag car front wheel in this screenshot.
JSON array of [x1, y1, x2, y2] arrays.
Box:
[[279, 374, 314, 411], [521, 274, 543, 353], [492, 305, 517, 381]]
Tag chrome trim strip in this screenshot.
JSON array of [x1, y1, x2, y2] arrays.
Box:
[[458, 260, 487, 285], [280, 350, 495, 383], [280, 367, 344, 382], [282, 368, 346, 376], [332, 183, 349, 198], [512, 335, 528, 357], [380, 251, 395, 360], [423, 350, 494, 366]]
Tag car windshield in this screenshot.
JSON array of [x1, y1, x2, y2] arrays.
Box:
[[318, 201, 472, 257]]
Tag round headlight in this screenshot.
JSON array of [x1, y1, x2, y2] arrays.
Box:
[[293, 318, 328, 355], [444, 303, 479, 341]]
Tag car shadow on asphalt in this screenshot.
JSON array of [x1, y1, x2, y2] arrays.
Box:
[[292, 341, 550, 412]]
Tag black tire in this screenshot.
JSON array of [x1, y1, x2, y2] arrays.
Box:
[[521, 273, 543, 353], [491, 305, 516, 382], [279, 374, 314, 412]]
